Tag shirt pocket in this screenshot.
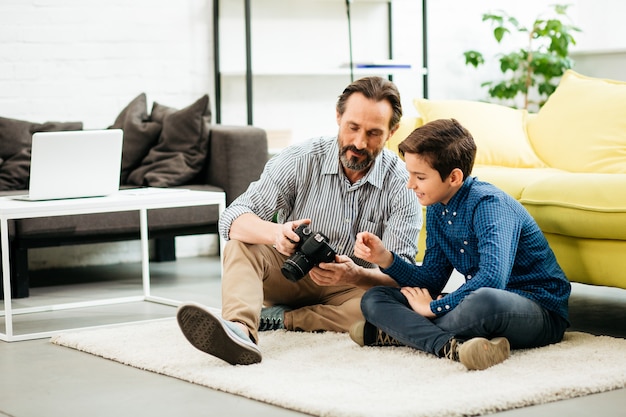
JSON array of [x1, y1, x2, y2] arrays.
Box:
[[356, 220, 383, 239]]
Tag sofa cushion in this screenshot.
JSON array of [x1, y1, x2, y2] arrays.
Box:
[[414, 99, 546, 168], [472, 165, 564, 200], [527, 70, 626, 173], [109, 93, 162, 184], [520, 173, 626, 240], [127, 95, 211, 187], [0, 117, 83, 190]]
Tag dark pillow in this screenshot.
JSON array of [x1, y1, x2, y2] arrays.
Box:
[[0, 148, 31, 191], [109, 93, 162, 184], [0, 117, 33, 161], [34, 121, 83, 134], [0, 117, 82, 190], [127, 95, 211, 187]]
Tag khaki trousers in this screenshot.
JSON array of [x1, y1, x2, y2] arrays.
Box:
[[221, 240, 365, 343]]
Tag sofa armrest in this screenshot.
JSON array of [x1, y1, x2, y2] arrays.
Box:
[[205, 124, 268, 205]]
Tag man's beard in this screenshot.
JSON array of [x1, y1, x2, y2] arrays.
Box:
[[339, 144, 379, 172]]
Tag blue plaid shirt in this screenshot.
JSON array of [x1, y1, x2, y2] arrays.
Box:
[[382, 176, 571, 321]]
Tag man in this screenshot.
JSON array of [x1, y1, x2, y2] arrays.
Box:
[[176, 76, 422, 365]]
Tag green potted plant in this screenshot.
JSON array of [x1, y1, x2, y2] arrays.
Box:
[[463, 4, 581, 111]]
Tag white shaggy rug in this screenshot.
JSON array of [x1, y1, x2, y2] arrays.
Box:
[[51, 319, 626, 417]]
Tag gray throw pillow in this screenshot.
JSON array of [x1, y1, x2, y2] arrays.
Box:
[[0, 117, 33, 161], [0, 117, 82, 190], [109, 93, 162, 184], [0, 148, 31, 191], [126, 95, 211, 187]]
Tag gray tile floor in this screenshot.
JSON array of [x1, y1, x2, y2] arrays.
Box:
[[1, 255, 625, 417]]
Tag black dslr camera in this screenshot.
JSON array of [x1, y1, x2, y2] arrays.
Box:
[[281, 224, 337, 282]]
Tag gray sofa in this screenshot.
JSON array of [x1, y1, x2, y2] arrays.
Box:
[[0, 93, 268, 298]]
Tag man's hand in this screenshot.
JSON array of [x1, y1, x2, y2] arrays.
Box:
[[308, 255, 361, 287], [400, 287, 437, 318], [273, 219, 311, 256]]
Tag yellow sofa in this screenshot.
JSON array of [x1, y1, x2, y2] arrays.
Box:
[[390, 70, 626, 291]]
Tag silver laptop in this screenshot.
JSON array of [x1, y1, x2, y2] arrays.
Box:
[[12, 129, 123, 201]]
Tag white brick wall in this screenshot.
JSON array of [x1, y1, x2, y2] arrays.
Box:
[[0, 0, 213, 128]]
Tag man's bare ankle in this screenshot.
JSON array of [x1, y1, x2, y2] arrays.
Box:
[[234, 321, 249, 337]]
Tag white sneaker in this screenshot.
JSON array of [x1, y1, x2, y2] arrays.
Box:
[[176, 302, 262, 365]]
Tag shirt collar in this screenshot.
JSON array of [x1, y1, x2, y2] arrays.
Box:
[[438, 176, 475, 212]]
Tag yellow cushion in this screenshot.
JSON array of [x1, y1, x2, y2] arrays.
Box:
[[520, 173, 626, 240], [472, 165, 564, 200], [388, 116, 423, 154], [414, 99, 546, 168], [527, 70, 626, 173], [542, 233, 626, 289]]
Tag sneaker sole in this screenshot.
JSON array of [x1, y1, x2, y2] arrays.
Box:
[[458, 337, 510, 371], [176, 303, 262, 365]]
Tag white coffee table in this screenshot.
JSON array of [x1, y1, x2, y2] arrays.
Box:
[[0, 189, 225, 341]]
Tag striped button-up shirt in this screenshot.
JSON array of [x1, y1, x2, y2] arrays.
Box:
[[382, 176, 571, 320], [219, 136, 422, 267]]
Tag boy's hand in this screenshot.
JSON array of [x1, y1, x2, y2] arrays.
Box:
[[354, 232, 393, 268], [400, 287, 436, 318]]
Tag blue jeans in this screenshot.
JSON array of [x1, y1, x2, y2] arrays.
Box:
[[361, 286, 568, 356]]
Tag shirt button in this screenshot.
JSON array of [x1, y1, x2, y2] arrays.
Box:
[[447, 220, 452, 225], [460, 248, 465, 253], [445, 305, 450, 310], [467, 275, 472, 279], [452, 212, 457, 216], [437, 307, 442, 312], [463, 241, 468, 245]]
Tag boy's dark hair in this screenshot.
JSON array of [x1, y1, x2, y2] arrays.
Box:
[[398, 118, 476, 181], [336, 76, 403, 131]]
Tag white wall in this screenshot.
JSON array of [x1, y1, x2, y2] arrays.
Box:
[[1, 0, 624, 268], [569, 1, 626, 81], [0, 0, 213, 129], [425, 0, 626, 102]]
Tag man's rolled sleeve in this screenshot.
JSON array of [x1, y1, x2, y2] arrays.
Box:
[[219, 205, 255, 241]]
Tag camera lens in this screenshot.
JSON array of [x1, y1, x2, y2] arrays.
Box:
[[281, 254, 313, 282], [280, 228, 337, 282]]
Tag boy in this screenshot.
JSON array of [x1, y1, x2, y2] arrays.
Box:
[[351, 118, 570, 370]]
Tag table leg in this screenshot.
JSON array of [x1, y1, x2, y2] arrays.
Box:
[[1, 217, 13, 340], [139, 208, 150, 298]]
